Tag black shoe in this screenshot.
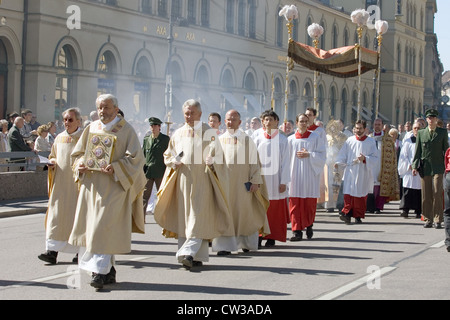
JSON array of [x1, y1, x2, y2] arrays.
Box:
[[181, 255, 194, 270], [90, 273, 105, 289], [306, 226, 314, 239], [447, 246, 450, 253], [355, 217, 362, 224], [340, 213, 351, 225], [72, 253, 78, 264], [265, 239, 275, 247], [290, 231, 303, 241], [192, 260, 203, 267], [217, 251, 231, 256], [434, 222, 443, 229], [423, 221, 433, 228], [400, 210, 408, 218], [38, 250, 58, 265], [105, 266, 116, 285]]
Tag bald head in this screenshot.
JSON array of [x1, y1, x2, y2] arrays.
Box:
[[225, 109, 242, 131]]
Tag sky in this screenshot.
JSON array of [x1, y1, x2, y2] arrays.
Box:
[[436, 0, 450, 71]]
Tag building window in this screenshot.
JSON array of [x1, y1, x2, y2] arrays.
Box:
[[134, 56, 151, 118], [330, 86, 337, 119], [343, 28, 349, 46], [195, 65, 209, 85], [249, 0, 257, 39], [201, 0, 210, 27], [0, 40, 7, 119], [97, 51, 117, 96], [332, 24, 338, 48], [277, 7, 284, 47], [187, 0, 196, 24], [221, 69, 234, 88], [306, 16, 313, 46], [171, 0, 182, 19], [244, 72, 255, 91], [341, 88, 347, 123], [226, 0, 234, 33], [158, 0, 168, 18], [55, 46, 74, 121], [141, 0, 152, 14], [105, 0, 117, 6], [238, 0, 246, 36]]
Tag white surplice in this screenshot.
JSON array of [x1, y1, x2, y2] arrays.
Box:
[[252, 129, 291, 200], [288, 131, 326, 198], [398, 137, 421, 190], [335, 136, 378, 197]]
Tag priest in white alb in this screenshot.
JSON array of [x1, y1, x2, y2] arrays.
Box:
[[38, 108, 83, 265], [69, 94, 146, 289], [253, 110, 290, 247], [288, 113, 326, 241], [154, 99, 233, 270], [335, 120, 378, 224], [212, 110, 269, 255]]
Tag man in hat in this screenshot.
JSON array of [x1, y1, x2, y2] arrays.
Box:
[[142, 117, 170, 217], [412, 109, 449, 228]]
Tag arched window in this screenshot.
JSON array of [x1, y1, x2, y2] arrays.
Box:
[[303, 82, 312, 112], [330, 86, 337, 119], [288, 80, 298, 120], [97, 50, 117, 96], [55, 45, 74, 120], [343, 28, 349, 46], [277, 7, 284, 47], [196, 65, 209, 85], [244, 72, 255, 91], [318, 84, 324, 119], [332, 24, 338, 48], [0, 40, 8, 119], [306, 16, 313, 46], [134, 56, 151, 117], [221, 69, 233, 88], [341, 88, 348, 124], [274, 77, 283, 115]]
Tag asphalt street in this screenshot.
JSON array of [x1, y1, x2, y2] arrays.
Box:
[[0, 200, 449, 303]]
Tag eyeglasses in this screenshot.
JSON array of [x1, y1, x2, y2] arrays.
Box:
[[64, 118, 74, 123]]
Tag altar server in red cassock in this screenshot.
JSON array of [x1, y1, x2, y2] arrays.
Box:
[[334, 120, 378, 224], [253, 110, 291, 247], [288, 113, 326, 241]]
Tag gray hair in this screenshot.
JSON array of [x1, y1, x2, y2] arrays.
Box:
[[96, 94, 119, 108], [62, 107, 82, 121], [182, 99, 202, 113]]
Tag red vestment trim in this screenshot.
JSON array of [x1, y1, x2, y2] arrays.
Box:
[[295, 130, 312, 139]]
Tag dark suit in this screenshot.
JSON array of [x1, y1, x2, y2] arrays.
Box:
[[7, 125, 32, 168], [142, 132, 170, 215], [413, 127, 449, 224]]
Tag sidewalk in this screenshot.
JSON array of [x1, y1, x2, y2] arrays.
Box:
[[0, 197, 48, 218]]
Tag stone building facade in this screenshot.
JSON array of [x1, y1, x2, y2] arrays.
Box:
[[0, 0, 443, 127]]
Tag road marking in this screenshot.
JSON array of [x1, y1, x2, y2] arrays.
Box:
[[431, 240, 445, 248], [315, 266, 397, 300]]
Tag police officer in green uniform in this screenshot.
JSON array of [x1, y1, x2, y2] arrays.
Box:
[[412, 109, 449, 228], [142, 117, 170, 217]]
